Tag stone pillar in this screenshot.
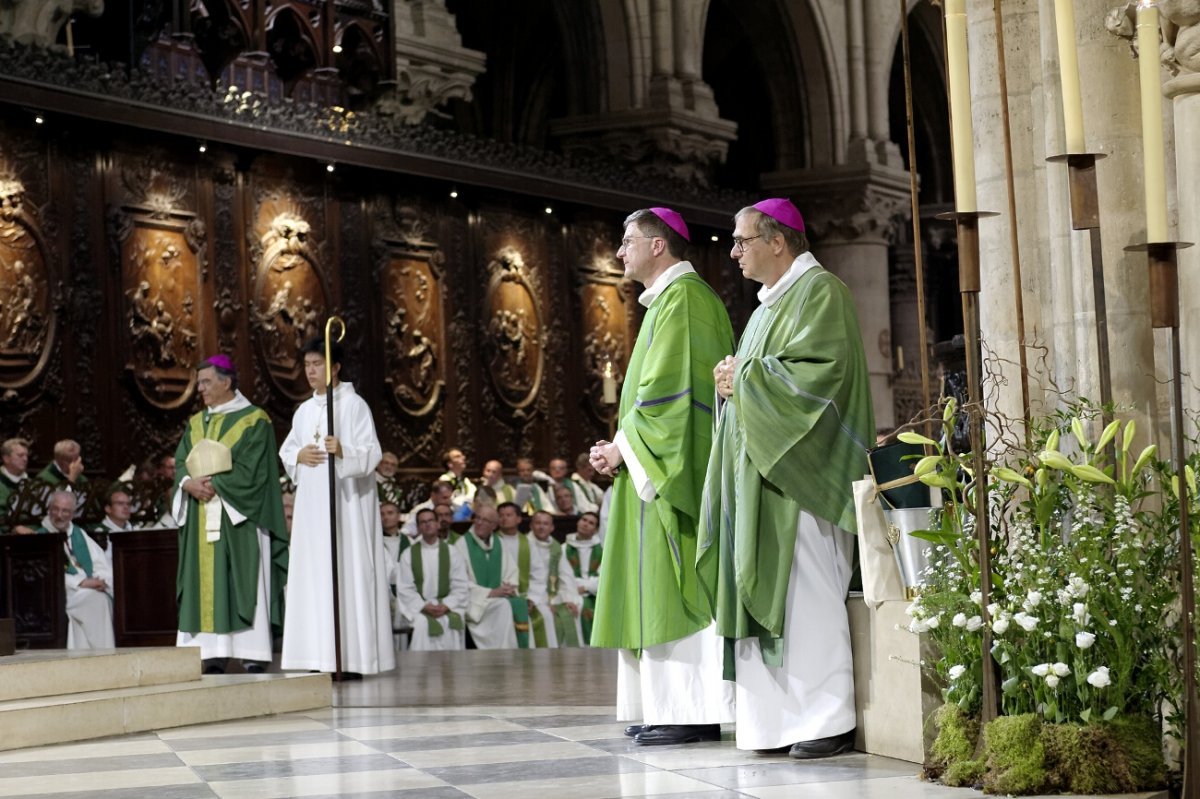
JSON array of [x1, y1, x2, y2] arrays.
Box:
[[1163, 31, 1200, 432], [386, 0, 487, 125], [762, 163, 912, 431], [0, 0, 103, 48], [550, 0, 736, 185], [966, 0, 1159, 447]]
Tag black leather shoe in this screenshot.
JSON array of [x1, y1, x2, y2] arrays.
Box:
[[634, 724, 721, 746], [243, 662, 267, 674], [201, 658, 227, 675], [788, 729, 856, 759], [624, 724, 648, 737]]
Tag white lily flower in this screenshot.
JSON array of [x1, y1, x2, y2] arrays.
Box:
[[993, 616, 1010, 635], [948, 664, 966, 680], [952, 613, 967, 628], [1052, 662, 1071, 677], [1025, 590, 1042, 609], [987, 602, 1000, 616], [970, 590, 983, 606], [1031, 663, 1050, 677], [1087, 667, 1111, 688], [966, 616, 983, 632], [1014, 611, 1039, 632], [1075, 631, 1096, 649], [1045, 674, 1060, 688], [1072, 603, 1091, 626]]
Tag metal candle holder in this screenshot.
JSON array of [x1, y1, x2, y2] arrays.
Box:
[[938, 208, 1001, 724], [1125, 239, 1197, 798]]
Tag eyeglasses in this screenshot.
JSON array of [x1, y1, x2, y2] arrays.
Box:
[[619, 235, 657, 250], [731, 235, 763, 254]]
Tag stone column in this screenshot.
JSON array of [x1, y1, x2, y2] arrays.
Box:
[[387, 0, 487, 125], [1162, 17, 1200, 431], [762, 163, 912, 431]]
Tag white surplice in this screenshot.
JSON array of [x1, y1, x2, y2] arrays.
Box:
[[279, 382, 395, 675], [733, 511, 856, 749], [452, 531, 518, 649], [395, 540, 469, 651], [57, 522, 115, 650]]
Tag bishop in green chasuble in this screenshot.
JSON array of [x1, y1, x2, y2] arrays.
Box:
[[174, 356, 288, 665]]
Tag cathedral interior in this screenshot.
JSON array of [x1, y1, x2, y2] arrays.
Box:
[[0, 0, 962, 491]]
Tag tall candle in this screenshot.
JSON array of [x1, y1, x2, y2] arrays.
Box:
[[944, 0, 977, 213], [1137, 1, 1169, 242], [602, 360, 617, 404], [65, 17, 74, 57], [1054, 0, 1086, 152]]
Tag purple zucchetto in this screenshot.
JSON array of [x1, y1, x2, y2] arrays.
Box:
[[203, 354, 236, 374], [649, 207, 690, 242], [752, 198, 805, 233]]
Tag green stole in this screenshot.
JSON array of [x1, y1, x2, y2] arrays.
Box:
[[409, 541, 463, 636], [566, 541, 602, 641], [464, 532, 531, 648], [546, 540, 580, 647], [46, 525, 95, 577]]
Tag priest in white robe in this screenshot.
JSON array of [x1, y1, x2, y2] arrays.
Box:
[[39, 491, 114, 650], [280, 338, 396, 676], [452, 504, 520, 649], [396, 507, 469, 651], [530, 510, 583, 647]]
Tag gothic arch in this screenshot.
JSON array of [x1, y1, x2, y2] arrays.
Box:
[[265, 6, 320, 87]]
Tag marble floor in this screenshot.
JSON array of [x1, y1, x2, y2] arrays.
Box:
[[0, 649, 1049, 798]]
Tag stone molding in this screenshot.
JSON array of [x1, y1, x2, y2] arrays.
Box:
[[387, 0, 486, 125], [0, 0, 103, 49], [1107, 1, 1200, 75]]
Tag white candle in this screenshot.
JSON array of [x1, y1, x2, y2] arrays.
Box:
[[944, 0, 977, 213], [1054, 0, 1086, 152], [1137, 1, 1169, 242], [602, 361, 617, 404], [65, 17, 74, 57]]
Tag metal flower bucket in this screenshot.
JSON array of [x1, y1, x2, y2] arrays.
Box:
[[869, 441, 939, 598]]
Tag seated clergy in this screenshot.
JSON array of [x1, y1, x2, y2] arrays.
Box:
[[36, 439, 89, 489], [438, 447, 477, 510], [529, 510, 583, 648], [396, 508, 469, 651], [482, 459, 516, 504], [514, 457, 556, 514], [553, 484, 576, 516], [434, 502, 454, 541], [1, 437, 34, 534], [401, 480, 454, 538], [495, 502, 538, 648], [565, 510, 603, 644], [568, 453, 604, 514], [93, 484, 136, 561], [39, 490, 114, 649], [452, 504, 520, 649], [380, 500, 409, 628], [376, 451, 402, 505]]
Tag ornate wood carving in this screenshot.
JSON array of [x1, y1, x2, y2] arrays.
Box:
[[482, 243, 545, 418], [110, 161, 206, 409], [248, 179, 328, 401], [572, 221, 631, 426], [0, 172, 57, 390], [374, 201, 446, 465]]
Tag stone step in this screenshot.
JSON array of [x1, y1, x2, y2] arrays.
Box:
[[0, 647, 200, 703], [0, 672, 331, 751]]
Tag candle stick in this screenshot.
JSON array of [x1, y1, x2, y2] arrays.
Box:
[[602, 360, 617, 404], [1137, 1, 1169, 242], [65, 16, 74, 58], [1053, 0, 1086, 152], [944, 0, 977, 213]]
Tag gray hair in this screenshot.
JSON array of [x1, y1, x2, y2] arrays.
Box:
[[735, 207, 809, 257], [623, 209, 688, 260]]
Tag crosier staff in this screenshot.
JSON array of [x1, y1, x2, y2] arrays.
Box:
[[324, 315, 346, 680]]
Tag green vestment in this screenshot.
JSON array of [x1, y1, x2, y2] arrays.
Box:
[[174, 404, 289, 636], [35, 463, 89, 489], [566, 541, 602, 641], [590, 271, 734, 650], [697, 264, 874, 657]]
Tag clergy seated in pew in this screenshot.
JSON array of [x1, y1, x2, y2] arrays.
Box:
[[395, 508, 469, 651], [452, 504, 521, 649], [380, 501, 411, 639], [37, 490, 114, 650], [564, 511, 602, 645], [529, 510, 583, 648], [493, 503, 547, 648]]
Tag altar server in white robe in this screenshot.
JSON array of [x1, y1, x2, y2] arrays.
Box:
[[529, 510, 584, 647], [280, 337, 396, 676], [396, 508, 469, 650], [40, 491, 114, 649], [452, 504, 520, 649]]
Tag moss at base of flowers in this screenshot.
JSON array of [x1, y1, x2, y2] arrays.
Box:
[[926, 706, 1166, 795], [983, 714, 1046, 794], [925, 704, 980, 782]]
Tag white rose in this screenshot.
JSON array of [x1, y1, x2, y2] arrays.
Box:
[[1072, 603, 1091, 626], [948, 664, 966, 680], [1014, 612, 1039, 632], [993, 616, 1010, 635], [952, 613, 968, 628], [1025, 590, 1042, 608], [1045, 674, 1060, 689], [971, 590, 983, 606], [987, 602, 1000, 616], [966, 616, 983, 632], [1087, 667, 1111, 688], [1052, 662, 1071, 677], [1031, 663, 1050, 677], [1075, 631, 1096, 649]]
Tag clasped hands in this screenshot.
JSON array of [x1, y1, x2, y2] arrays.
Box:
[[422, 601, 451, 617], [298, 435, 342, 467], [589, 440, 622, 477], [714, 355, 739, 399], [488, 582, 519, 599]]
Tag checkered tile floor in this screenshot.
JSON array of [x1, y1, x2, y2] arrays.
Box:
[[0, 704, 983, 798]]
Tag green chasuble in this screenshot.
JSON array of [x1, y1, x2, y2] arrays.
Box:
[[35, 463, 89, 489], [697, 263, 874, 658], [410, 541, 464, 636], [175, 404, 289, 636], [464, 531, 532, 647], [591, 271, 734, 650]]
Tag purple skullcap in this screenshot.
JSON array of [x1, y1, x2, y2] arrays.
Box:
[[203, 354, 235, 373], [752, 198, 805, 233], [649, 207, 690, 242]]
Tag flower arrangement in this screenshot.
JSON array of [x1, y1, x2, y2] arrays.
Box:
[[900, 398, 1196, 793]]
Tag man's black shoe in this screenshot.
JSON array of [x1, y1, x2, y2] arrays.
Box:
[[201, 658, 227, 675], [624, 724, 648, 738], [634, 724, 721, 746], [331, 671, 363, 682], [788, 729, 856, 759], [243, 662, 267, 674]]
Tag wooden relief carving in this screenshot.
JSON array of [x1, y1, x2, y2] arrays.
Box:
[[250, 197, 327, 400], [576, 226, 632, 423], [111, 158, 205, 409], [482, 245, 545, 416], [381, 250, 444, 417], [0, 173, 56, 389]]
